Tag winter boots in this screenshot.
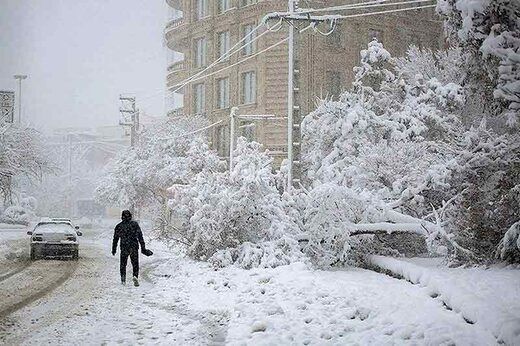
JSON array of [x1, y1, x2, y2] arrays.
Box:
[[133, 276, 139, 287]]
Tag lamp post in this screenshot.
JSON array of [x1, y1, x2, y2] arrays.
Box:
[[13, 74, 28, 125]]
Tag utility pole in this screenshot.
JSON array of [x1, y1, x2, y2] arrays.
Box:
[[68, 134, 73, 216], [264, 0, 435, 191], [119, 95, 139, 147], [119, 94, 139, 217], [13, 74, 27, 126], [286, 0, 296, 190]]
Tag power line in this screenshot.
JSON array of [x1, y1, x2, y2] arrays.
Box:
[[328, 4, 437, 19], [156, 119, 227, 141], [168, 23, 271, 95], [294, 0, 433, 15], [137, 22, 269, 104], [166, 24, 313, 91]]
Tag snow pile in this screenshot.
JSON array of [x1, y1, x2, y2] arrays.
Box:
[[370, 255, 520, 344], [209, 237, 304, 269]]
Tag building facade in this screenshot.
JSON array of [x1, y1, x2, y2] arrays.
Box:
[[164, 0, 443, 167]]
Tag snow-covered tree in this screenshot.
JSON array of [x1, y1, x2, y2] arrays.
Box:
[[301, 37, 520, 265], [95, 116, 211, 207], [169, 138, 302, 268], [300, 40, 481, 265], [437, 0, 520, 127], [0, 121, 53, 206], [440, 122, 520, 261]]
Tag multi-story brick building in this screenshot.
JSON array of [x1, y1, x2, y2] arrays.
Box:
[[164, 0, 443, 167]]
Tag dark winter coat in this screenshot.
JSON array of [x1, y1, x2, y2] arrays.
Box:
[[112, 210, 146, 254]]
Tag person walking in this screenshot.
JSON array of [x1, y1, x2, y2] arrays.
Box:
[[112, 210, 147, 286]]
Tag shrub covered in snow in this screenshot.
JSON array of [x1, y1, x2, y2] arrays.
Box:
[[0, 205, 30, 225], [169, 138, 301, 267]]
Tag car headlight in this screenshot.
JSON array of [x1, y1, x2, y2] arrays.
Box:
[[66, 235, 77, 241]]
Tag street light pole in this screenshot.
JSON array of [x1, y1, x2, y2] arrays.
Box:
[[13, 74, 28, 126]]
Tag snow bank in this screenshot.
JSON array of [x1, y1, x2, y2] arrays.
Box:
[[147, 258, 495, 345], [369, 255, 520, 345]]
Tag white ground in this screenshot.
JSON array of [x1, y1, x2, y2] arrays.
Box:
[[0, 224, 519, 345]]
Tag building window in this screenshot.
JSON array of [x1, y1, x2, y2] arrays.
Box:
[[241, 0, 257, 6], [194, 37, 207, 68], [196, 0, 209, 19], [241, 71, 256, 104], [242, 24, 257, 56], [217, 78, 230, 109], [218, 0, 232, 13], [194, 83, 205, 114], [326, 71, 343, 98], [217, 31, 230, 60]]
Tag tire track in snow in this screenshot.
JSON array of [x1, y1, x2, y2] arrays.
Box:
[[0, 259, 78, 319], [0, 260, 31, 283], [0, 238, 31, 283], [0, 241, 109, 345]]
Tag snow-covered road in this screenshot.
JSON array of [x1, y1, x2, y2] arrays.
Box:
[[0, 226, 516, 345]]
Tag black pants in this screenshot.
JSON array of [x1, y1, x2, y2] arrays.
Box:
[[120, 247, 139, 280]]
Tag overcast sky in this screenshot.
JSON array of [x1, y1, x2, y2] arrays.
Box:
[[0, 0, 168, 131]]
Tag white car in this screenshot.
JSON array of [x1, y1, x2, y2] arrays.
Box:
[[28, 221, 82, 260]]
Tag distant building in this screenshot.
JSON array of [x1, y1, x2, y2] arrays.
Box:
[[47, 125, 130, 217], [164, 0, 443, 166]]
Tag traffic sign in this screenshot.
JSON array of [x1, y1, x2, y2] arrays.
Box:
[[0, 91, 15, 123]]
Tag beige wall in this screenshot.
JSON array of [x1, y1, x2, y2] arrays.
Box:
[[165, 0, 443, 165]]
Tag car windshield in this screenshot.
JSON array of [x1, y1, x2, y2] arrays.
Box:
[[34, 223, 74, 233]]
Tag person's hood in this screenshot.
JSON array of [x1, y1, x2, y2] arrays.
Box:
[[121, 210, 132, 221]]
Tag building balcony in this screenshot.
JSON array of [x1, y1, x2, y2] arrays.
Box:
[[167, 60, 185, 73], [165, 17, 188, 49], [166, 60, 189, 91], [166, 0, 182, 11], [165, 16, 184, 31], [167, 107, 184, 117]]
